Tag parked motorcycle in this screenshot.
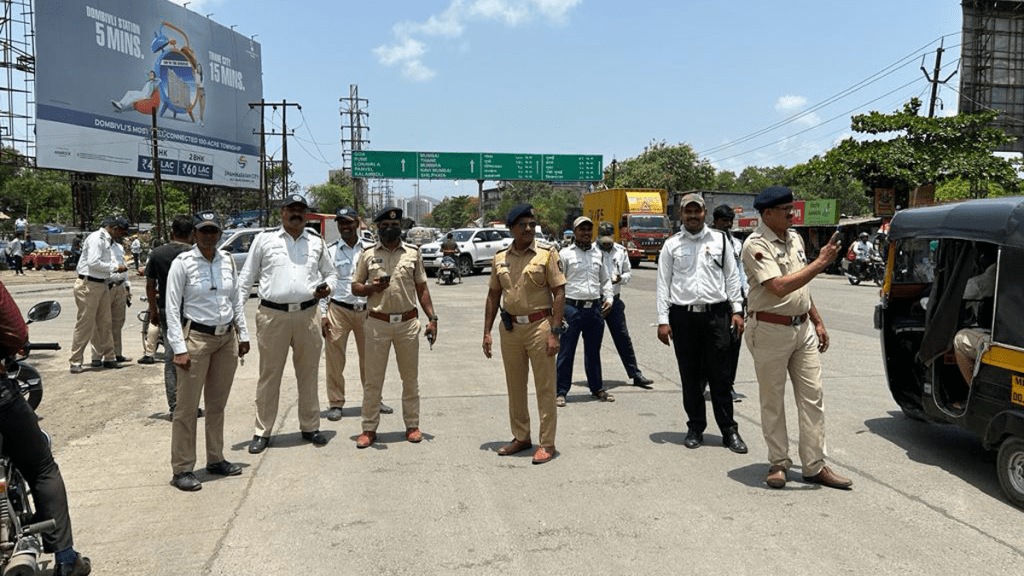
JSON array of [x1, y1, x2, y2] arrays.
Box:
[[8, 302, 61, 411], [842, 256, 884, 286], [1, 300, 61, 575], [437, 255, 461, 285]]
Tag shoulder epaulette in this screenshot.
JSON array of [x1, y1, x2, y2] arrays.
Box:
[[535, 239, 554, 251]]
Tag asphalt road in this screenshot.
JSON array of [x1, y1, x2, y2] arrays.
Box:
[[6, 266, 1023, 575]]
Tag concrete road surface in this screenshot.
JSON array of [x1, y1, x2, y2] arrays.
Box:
[[5, 267, 1022, 575]]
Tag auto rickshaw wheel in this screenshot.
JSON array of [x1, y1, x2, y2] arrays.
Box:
[[996, 437, 1024, 508]]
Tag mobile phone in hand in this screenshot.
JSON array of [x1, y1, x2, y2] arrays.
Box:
[[379, 275, 391, 284], [829, 225, 843, 246], [316, 282, 328, 291]]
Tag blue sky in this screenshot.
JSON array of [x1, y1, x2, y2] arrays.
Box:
[[174, 0, 964, 200]]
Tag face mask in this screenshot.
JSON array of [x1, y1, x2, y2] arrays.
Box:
[[379, 227, 401, 243]]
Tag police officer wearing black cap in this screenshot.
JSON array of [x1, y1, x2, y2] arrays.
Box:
[[238, 194, 337, 454], [352, 207, 438, 449], [483, 204, 566, 464], [68, 215, 130, 374], [320, 207, 393, 422], [165, 211, 251, 491], [741, 185, 852, 490]]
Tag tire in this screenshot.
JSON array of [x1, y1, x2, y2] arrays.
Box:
[[629, 259, 641, 268], [997, 437, 1024, 509], [457, 255, 473, 277], [847, 274, 861, 286], [899, 403, 928, 423]]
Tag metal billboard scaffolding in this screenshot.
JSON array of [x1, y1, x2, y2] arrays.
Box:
[[0, 0, 36, 164], [960, 0, 1024, 153]]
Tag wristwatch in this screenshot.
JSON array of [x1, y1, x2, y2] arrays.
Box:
[[428, 315, 438, 322], [550, 323, 566, 335]]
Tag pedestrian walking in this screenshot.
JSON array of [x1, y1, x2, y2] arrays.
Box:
[[483, 204, 566, 465], [130, 236, 142, 272], [741, 186, 852, 490], [351, 207, 438, 449], [596, 221, 653, 388], [239, 194, 336, 454]]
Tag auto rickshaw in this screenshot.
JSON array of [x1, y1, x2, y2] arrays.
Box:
[[874, 196, 1024, 508]]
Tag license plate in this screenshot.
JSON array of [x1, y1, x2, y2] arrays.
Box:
[[646, 254, 657, 261]]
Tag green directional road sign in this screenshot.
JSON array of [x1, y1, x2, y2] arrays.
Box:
[[351, 150, 603, 181]]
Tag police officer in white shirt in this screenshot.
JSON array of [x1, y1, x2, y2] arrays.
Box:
[[165, 211, 250, 491], [320, 207, 392, 421], [597, 221, 653, 389], [238, 194, 337, 454], [556, 216, 615, 406], [68, 215, 130, 374], [90, 238, 132, 365], [656, 194, 748, 454]]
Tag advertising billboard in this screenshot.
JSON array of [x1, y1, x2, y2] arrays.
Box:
[[35, 0, 263, 188]]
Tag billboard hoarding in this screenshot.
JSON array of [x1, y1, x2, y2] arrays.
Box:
[[35, 0, 263, 188]]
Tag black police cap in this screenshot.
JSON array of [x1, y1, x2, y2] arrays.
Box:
[[193, 211, 222, 230], [335, 207, 358, 221], [753, 186, 794, 211], [505, 204, 534, 227], [374, 206, 402, 223], [712, 204, 735, 220], [280, 193, 309, 208]]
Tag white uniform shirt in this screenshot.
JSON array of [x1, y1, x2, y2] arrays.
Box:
[[165, 246, 250, 355], [130, 238, 141, 254], [600, 243, 632, 296], [109, 243, 131, 289], [76, 227, 120, 279], [656, 226, 743, 325], [319, 238, 370, 313], [852, 240, 875, 261], [559, 243, 613, 303], [236, 227, 337, 305]]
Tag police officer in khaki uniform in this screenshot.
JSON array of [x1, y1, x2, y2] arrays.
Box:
[[90, 236, 132, 365], [238, 194, 337, 454], [483, 204, 566, 465], [352, 207, 438, 449], [741, 186, 852, 490]]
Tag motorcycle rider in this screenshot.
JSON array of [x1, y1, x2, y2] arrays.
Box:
[[439, 232, 461, 282], [0, 281, 91, 576], [850, 232, 877, 277]]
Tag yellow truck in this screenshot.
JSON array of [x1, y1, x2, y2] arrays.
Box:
[[581, 188, 671, 267]]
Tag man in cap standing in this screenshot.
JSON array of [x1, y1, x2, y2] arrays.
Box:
[[68, 215, 130, 374], [656, 194, 748, 454], [239, 194, 337, 454], [712, 204, 746, 402], [321, 207, 392, 422], [742, 185, 852, 490], [596, 221, 653, 389], [555, 216, 614, 406], [483, 204, 566, 464], [352, 207, 438, 449]]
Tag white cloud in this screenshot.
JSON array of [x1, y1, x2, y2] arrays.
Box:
[[375, 0, 580, 81], [775, 94, 821, 127]]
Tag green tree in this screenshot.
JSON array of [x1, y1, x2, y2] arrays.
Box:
[[431, 195, 478, 229], [813, 97, 1019, 197], [603, 141, 715, 192], [307, 182, 355, 215], [1, 168, 73, 224], [711, 169, 739, 192], [788, 158, 871, 217]]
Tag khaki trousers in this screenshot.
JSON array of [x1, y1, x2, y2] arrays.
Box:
[[171, 329, 238, 474], [324, 304, 367, 408], [144, 321, 160, 356], [362, 317, 420, 432], [69, 278, 113, 365], [499, 319, 557, 447], [745, 316, 827, 476], [253, 306, 322, 436], [91, 283, 127, 360]]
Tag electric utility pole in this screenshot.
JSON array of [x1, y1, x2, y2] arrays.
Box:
[[921, 40, 957, 118], [249, 99, 301, 217], [340, 84, 370, 214]]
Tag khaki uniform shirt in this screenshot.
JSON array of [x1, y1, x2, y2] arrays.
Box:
[[741, 223, 812, 316], [489, 240, 566, 316], [354, 241, 426, 313]]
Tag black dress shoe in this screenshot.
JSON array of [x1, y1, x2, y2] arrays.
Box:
[[171, 471, 202, 491], [53, 553, 91, 576], [248, 435, 270, 454], [632, 373, 654, 387], [379, 403, 394, 415], [89, 360, 102, 368], [101, 360, 122, 369], [683, 430, 703, 449], [722, 431, 748, 454], [205, 460, 242, 476], [301, 430, 328, 446]]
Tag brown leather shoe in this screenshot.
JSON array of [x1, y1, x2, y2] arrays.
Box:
[[406, 427, 423, 443], [766, 464, 787, 489], [532, 445, 555, 465], [497, 438, 532, 456], [356, 431, 376, 449], [803, 465, 853, 490]]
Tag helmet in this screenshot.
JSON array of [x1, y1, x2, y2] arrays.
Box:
[[858, 232, 869, 240]]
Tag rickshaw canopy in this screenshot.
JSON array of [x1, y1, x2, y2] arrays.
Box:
[[888, 196, 1024, 248]]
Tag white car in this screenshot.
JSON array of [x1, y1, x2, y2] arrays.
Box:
[[420, 228, 513, 276]]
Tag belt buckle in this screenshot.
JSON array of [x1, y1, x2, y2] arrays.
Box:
[[214, 324, 229, 336], [583, 301, 594, 309], [354, 304, 365, 311], [287, 303, 301, 312], [515, 315, 529, 324], [790, 316, 803, 326], [692, 304, 706, 313], [390, 313, 402, 323]]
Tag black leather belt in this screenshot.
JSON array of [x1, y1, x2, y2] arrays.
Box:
[[78, 274, 105, 284], [187, 319, 234, 336], [673, 301, 730, 314], [260, 299, 317, 312], [331, 300, 366, 311], [566, 298, 601, 308]]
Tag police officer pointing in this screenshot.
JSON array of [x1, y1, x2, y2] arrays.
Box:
[[483, 204, 566, 465]]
